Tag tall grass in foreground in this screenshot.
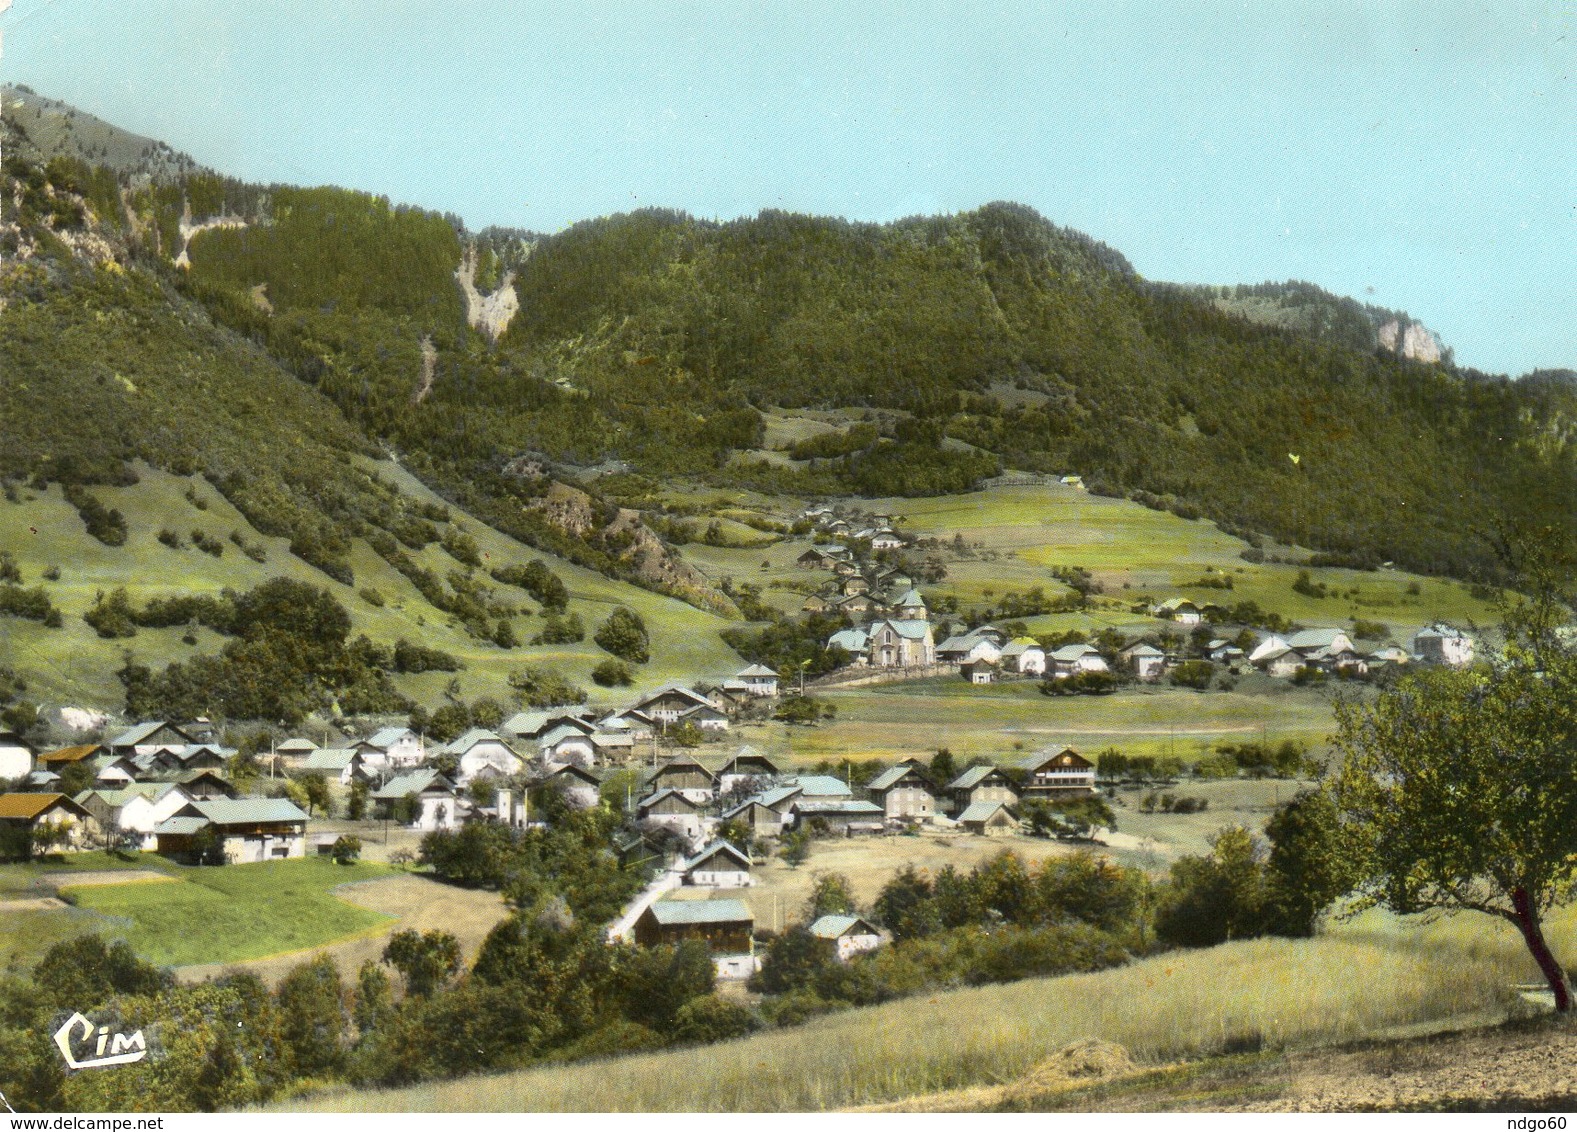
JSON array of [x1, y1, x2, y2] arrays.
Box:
[[287, 922, 1545, 1113]]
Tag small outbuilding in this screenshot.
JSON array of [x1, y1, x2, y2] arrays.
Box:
[[809, 913, 884, 960]]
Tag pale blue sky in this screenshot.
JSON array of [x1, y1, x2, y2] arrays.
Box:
[[2, 1, 1570, 375]]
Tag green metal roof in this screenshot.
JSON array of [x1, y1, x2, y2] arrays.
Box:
[[646, 899, 753, 926]]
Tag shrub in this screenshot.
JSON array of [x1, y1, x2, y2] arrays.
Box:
[[83, 587, 138, 638], [393, 638, 462, 673], [331, 835, 362, 865], [672, 995, 760, 1045], [157, 527, 184, 549], [359, 587, 386, 607], [63, 484, 128, 546], [506, 664, 586, 708], [1169, 660, 1215, 690], [0, 584, 61, 626], [530, 612, 585, 645], [593, 607, 650, 664], [591, 659, 634, 687]]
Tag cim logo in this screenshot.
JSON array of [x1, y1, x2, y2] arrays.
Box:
[[53, 1012, 148, 1070]]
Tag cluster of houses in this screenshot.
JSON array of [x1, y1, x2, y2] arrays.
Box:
[[620, 740, 1097, 977], [634, 742, 1096, 853], [1147, 601, 1476, 679], [829, 591, 1481, 687], [798, 506, 907, 551], [0, 719, 311, 863]]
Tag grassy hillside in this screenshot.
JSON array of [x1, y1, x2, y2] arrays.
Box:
[[0, 461, 739, 711], [282, 905, 1574, 1112]]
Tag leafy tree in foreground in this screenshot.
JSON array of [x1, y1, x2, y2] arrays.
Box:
[[1331, 528, 1577, 1012], [382, 929, 463, 999]]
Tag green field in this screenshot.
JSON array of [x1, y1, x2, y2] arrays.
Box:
[[681, 480, 1497, 638], [63, 857, 396, 967]]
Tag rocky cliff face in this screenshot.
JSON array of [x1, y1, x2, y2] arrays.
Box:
[[1376, 318, 1444, 364], [528, 481, 739, 617], [455, 244, 520, 343]]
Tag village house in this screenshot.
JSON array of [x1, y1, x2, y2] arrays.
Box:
[[74, 782, 191, 850], [868, 530, 905, 550], [36, 742, 107, 777], [633, 685, 718, 725], [960, 658, 998, 685], [21, 767, 60, 791], [591, 728, 636, 761], [785, 774, 852, 800], [866, 617, 936, 668], [800, 593, 832, 614], [1254, 646, 1302, 678], [272, 737, 318, 770], [1412, 623, 1476, 667], [301, 747, 373, 787], [789, 798, 885, 835], [598, 708, 657, 739], [357, 727, 425, 768], [1368, 643, 1410, 666], [678, 702, 731, 732], [156, 767, 235, 800], [840, 575, 872, 597], [1151, 598, 1203, 625], [634, 899, 755, 977], [752, 783, 805, 821], [937, 627, 1005, 666], [637, 788, 707, 844], [810, 913, 884, 960], [108, 721, 197, 761], [442, 729, 523, 786], [720, 797, 785, 839], [0, 792, 97, 855], [372, 769, 465, 830], [1248, 632, 1292, 664], [827, 626, 871, 663], [1287, 628, 1355, 658], [0, 731, 35, 781], [957, 799, 1020, 835], [539, 763, 602, 810], [87, 753, 139, 788], [733, 664, 781, 698], [681, 840, 753, 888], [716, 747, 782, 793], [645, 754, 719, 803], [154, 797, 309, 863], [999, 637, 1048, 676], [1047, 644, 1110, 678], [537, 723, 601, 770], [1120, 642, 1167, 681], [865, 764, 937, 821], [877, 567, 915, 590], [1206, 640, 1246, 665], [168, 744, 233, 773], [1016, 747, 1097, 797], [945, 764, 1021, 816]]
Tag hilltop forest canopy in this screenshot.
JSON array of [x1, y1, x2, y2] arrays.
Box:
[[5, 90, 1577, 590], [180, 197, 1577, 582]]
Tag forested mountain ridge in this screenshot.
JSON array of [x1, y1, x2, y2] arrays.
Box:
[[6, 89, 1576, 589]]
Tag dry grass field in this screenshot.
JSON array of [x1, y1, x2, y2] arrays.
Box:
[[175, 872, 508, 985], [284, 911, 1568, 1112]]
